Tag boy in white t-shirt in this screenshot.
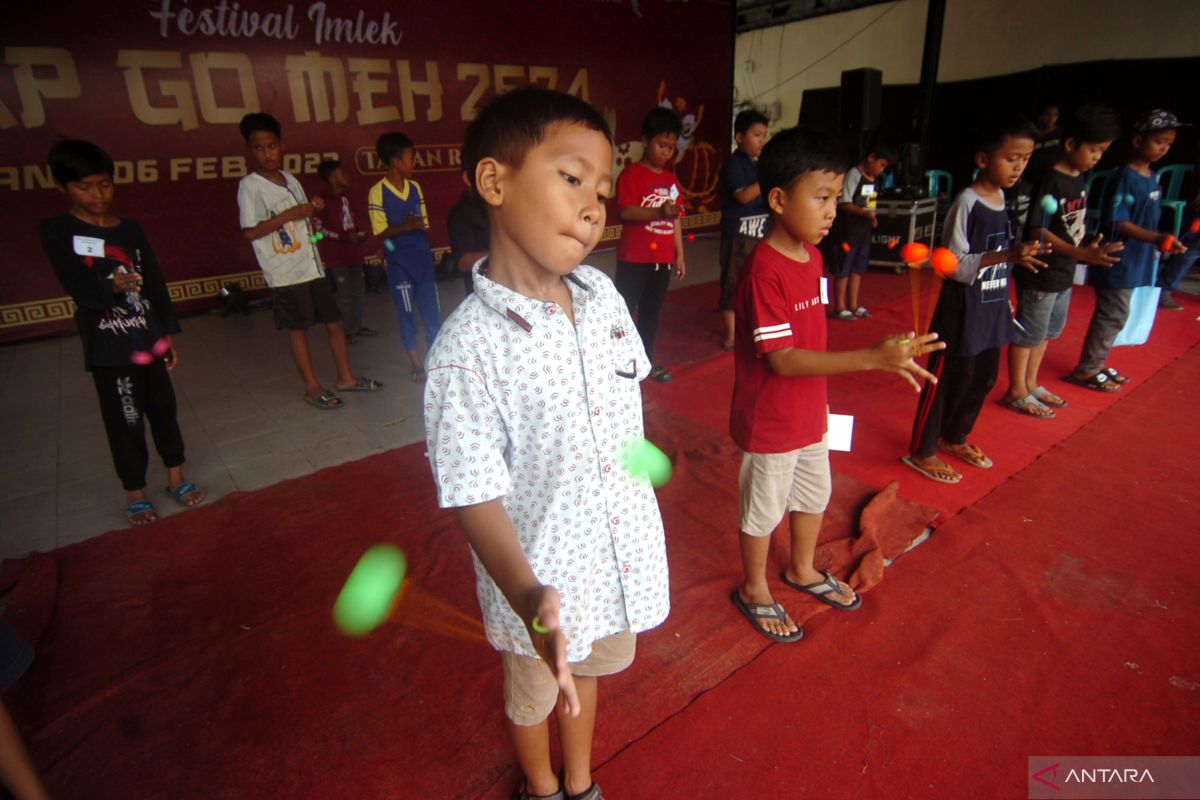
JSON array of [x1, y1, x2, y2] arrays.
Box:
[[236, 113, 381, 409]]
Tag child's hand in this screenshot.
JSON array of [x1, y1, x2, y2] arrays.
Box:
[[1158, 233, 1188, 255], [163, 335, 179, 371], [287, 203, 314, 221], [1080, 233, 1124, 267], [869, 211, 878, 228], [355, 230, 370, 242], [1012, 241, 1049, 273], [311, 196, 325, 211], [525, 585, 580, 718], [659, 203, 681, 220], [871, 331, 946, 391], [674, 257, 686, 281]]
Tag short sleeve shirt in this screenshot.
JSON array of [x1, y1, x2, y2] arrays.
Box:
[[1094, 166, 1161, 289], [730, 241, 829, 453], [720, 149, 767, 238], [616, 163, 681, 264], [423, 262, 670, 661], [1019, 168, 1088, 292], [237, 171, 324, 287], [368, 177, 435, 282]]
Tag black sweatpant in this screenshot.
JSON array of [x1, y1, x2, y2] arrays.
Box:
[[614, 260, 673, 363], [909, 346, 1001, 459], [91, 360, 186, 491]]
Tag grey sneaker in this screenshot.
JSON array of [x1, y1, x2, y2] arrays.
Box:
[[854, 306, 870, 318], [835, 309, 855, 321]]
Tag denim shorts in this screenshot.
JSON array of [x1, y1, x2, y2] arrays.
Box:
[[1013, 287, 1071, 346]]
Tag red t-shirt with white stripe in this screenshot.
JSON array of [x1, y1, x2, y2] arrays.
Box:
[[729, 241, 828, 453]]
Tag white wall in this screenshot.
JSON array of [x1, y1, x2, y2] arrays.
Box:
[[736, 0, 1200, 131]]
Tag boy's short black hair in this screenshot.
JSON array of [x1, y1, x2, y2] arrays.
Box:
[[758, 127, 850, 197], [317, 159, 342, 183], [734, 108, 770, 136], [48, 139, 114, 186], [864, 139, 898, 163], [974, 112, 1040, 156], [376, 132, 415, 165], [1061, 105, 1121, 145], [641, 106, 682, 139], [462, 86, 612, 192], [239, 112, 281, 142]]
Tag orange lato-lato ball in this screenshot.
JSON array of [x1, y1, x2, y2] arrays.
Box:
[[841, 242, 851, 252], [649, 241, 658, 251], [930, 247, 959, 277], [1159, 235, 1176, 254], [900, 242, 930, 266]]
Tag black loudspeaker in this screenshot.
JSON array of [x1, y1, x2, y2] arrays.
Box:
[[839, 68, 882, 136]]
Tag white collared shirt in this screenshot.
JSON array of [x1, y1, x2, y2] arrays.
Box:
[[423, 262, 670, 661]]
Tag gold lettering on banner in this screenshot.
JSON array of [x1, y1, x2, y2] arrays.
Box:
[[457, 62, 489, 122], [189, 52, 259, 123], [396, 60, 442, 122], [286, 51, 349, 124], [528, 66, 558, 89], [3, 47, 81, 129], [493, 64, 524, 95], [565, 68, 589, 101], [348, 57, 399, 125], [118, 50, 199, 130]]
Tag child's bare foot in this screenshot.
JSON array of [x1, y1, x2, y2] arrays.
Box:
[[901, 455, 962, 484]]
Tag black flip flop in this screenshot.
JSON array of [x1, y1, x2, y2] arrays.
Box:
[[781, 571, 862, 611], [1063, 372, 1120, 393], [731, 590, 804, 643]]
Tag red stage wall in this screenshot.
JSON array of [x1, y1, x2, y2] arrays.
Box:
[[1, 0, 732, 342]]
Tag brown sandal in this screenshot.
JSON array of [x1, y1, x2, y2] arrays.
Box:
[[901, 456, 963, 484]]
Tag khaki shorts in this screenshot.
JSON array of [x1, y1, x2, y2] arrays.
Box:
[[739, 436, 832, 536], [502, 630, 636, 725]]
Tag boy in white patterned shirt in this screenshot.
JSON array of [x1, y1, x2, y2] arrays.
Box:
[[422, 88, 669, 800]]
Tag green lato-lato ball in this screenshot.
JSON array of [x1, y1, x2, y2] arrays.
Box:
[[333, 544, 407, 637], [620, 438, 673, 487]]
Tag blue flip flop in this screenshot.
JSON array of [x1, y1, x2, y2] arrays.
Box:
[[167, 481, 205, 508], [125, 499, 158, 525]]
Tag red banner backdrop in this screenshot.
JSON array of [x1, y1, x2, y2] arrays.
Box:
[[1, 0, 732, 342]]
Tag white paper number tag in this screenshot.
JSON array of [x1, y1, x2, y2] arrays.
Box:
[[72, 235, 105, 258], [828, 413, 854, 452], [819, 276, 829, 305]]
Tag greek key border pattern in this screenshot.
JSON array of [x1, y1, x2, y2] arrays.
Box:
[[4, 213, 722, 331]]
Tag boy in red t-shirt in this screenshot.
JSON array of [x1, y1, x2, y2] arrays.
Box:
[[730, 127, 944, 641], [614, 107, 687, 382]]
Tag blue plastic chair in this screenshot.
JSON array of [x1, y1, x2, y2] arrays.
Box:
[[1156, 164, 1194, 237], [1084, 168, 1117, 235], [925, 169, 952, 201]]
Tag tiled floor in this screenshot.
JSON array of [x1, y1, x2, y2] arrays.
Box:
[[0, 242, 725, 560]]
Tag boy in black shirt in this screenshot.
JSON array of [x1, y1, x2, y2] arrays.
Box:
[[1003, 106, 1124, 417], [822, 141, 893, 320], [40, 140, 205, 525], [446, 169, 490, 296]]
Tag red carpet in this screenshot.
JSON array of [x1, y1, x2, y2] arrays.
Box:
[[646, 274, 1200, 517], [2, 406, 934, 799], [591, 335, 1200, 800], [3, 277, 1198, 798]]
